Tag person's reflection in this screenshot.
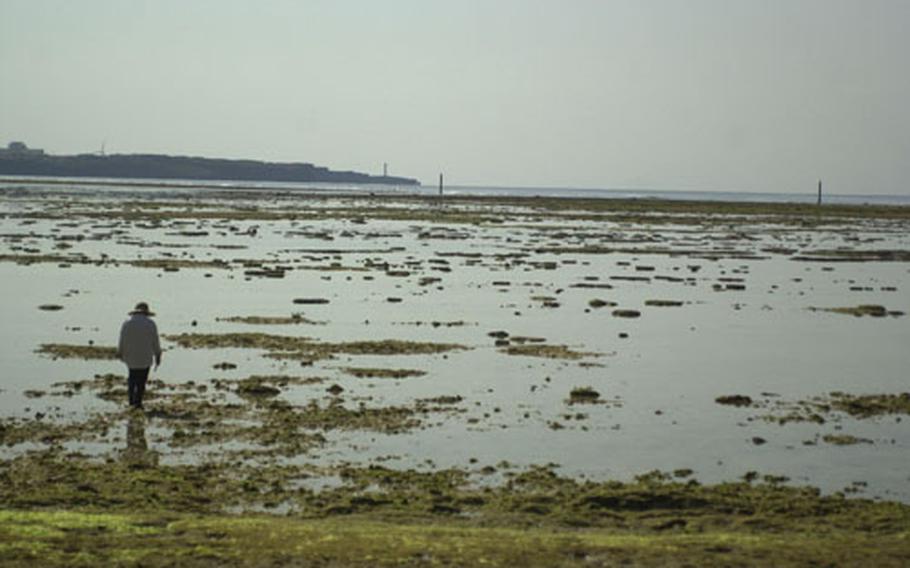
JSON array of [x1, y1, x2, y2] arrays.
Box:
[[122, 411, 158, 467]]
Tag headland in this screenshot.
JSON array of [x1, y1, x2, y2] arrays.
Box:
[[0, 141, 419, 185]]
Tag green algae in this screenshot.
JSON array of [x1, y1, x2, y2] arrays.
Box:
[[0, 414, 117, 447], [715, 395, 753, 407], [212, 375, 326, 394], [13, 190, 910, 234], [1, 457, 909, 566], [165, 331, 314, 351], [0, 253, 228, 270], [164, 332, 468, 361], [822, 434, 873, 446], [499, 344, 598, 360], [726, 392, 910, 425], [261, 399, 422, 435], [235, 381, 281, 398], [808, 304, 904, 317], [417, 395, 464, 406], [342, 368, 427, 379], [216, 314, 323, 325], [2, 454, 908, 532], [36, 344, 118, 360], [3, 508, 906, 567], [0, 253, 89, 266], [129, 258, 228, 270], [568, 387, 601, 404], [612, 309, 642, 318], [7, 370, 456, 458], [644, 299, 684, 307], [827, 392, 910, 418], [793, 249, 910, 262]]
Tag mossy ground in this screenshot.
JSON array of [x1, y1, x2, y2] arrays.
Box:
[[1, 457, 909, 566], [2, 507, 908, 567]]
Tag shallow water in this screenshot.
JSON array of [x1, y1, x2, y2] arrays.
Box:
[[1, 182, 908, 501]]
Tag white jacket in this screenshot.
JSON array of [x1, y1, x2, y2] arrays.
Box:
[[118, 315, 162, 370]]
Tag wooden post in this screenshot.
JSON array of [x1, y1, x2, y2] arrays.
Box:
[[438, 173, 443, 197], [817, 179, 822, 206]]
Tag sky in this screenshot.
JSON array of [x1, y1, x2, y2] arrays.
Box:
[[1, 0, 908, 194]]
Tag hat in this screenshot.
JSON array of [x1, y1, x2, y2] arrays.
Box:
[[129, 302, 155, 316]]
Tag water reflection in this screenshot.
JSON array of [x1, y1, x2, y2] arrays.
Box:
[[121, 411, 158, 467]]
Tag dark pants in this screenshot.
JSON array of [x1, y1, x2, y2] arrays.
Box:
[[128, 367, 150, 407]]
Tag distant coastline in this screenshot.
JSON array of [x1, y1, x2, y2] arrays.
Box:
[[0, 142, 419, 186]]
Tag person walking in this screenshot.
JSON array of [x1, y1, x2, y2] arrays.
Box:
[[117, 302, 162, 409]]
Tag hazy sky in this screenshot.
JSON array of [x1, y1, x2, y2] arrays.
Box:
[[2, 0, 908, 194]]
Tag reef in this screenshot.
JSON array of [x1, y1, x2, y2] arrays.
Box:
[[163, 332, 468, 361]]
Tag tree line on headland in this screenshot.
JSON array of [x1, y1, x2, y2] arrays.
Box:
[[0, 143, 419, 185]]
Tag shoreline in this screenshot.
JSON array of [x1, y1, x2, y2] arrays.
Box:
[[3, 176, 909, 214]]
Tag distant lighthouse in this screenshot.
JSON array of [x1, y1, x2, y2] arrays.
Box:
[[383, 162, 388, 177]]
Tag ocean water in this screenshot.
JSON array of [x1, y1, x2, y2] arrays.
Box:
[[1, 179, 908, 502], [432, 185, 910, 206], [2, 175, 909, 206]]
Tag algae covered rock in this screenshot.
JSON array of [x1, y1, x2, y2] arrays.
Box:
[[611, 309, 641, 318], [808, 304, 903, 317], [715, 395, 753, 407], [36, 343, 119, 360], [568, 387, 601, 404]]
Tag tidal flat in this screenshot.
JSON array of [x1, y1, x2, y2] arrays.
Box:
[[1, 182, 909, 564]]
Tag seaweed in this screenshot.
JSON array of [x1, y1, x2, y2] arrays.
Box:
[[342, 368, 427, 379], [36, 344, 118, 360], [568, 387, 601, 404], [216, 314, 324, 325], [164, 332, 467, 361], [808, 305, 904, 317], [499, 344, 598, 360]]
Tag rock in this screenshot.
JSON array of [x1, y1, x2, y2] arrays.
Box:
[[612, 309, 641, 318], [715, 395, 753, 407], [644, 300, 684, 307], [569, 387, 601, 404], [237, 383, 281, 398]]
